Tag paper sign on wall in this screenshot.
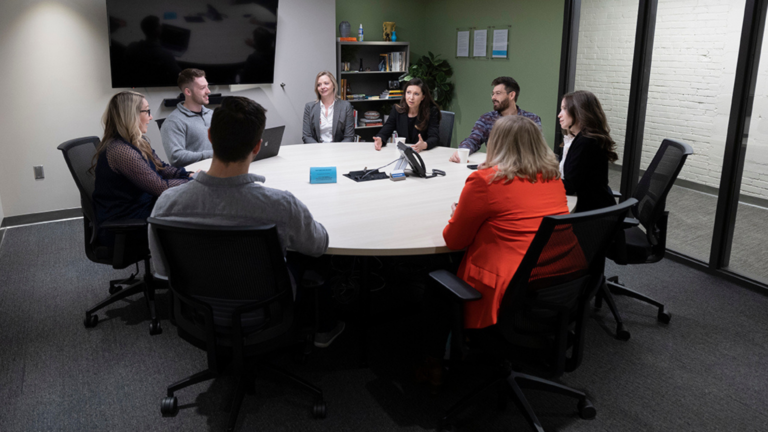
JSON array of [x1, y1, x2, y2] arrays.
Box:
[[492, 29, 509, 58]]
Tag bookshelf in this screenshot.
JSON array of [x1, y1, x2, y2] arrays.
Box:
[[336, 41, 410, 140]]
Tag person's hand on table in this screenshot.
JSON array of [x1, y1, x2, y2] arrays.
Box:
[[188, 169, 201, 178], [373, 136, 383, 151], [450, 202, 458, 218], [411, 134, 427, 153], [449, 151, 461, 163]]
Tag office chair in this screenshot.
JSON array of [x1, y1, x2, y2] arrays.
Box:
[[57, 137, 162, 335], [156, 118, 165, 130], [149, 219, 326, 431], [438, 110, 455, 147], [430, 199, 636, 432], [597, 138, 693, 340]]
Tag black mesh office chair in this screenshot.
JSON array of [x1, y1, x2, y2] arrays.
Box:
[[149, 219, 326, 431], [57, 136, 162, 335], [438, 110, 455, 147], [156, 118, 166, 130], [597, 138, 693, 340], [430, 199, 636, 432]]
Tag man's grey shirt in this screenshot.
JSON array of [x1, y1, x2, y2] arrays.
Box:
[[149, 171, 329, 277], [161, 102, 214, 167]]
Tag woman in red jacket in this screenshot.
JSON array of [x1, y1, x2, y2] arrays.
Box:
[[418, 115, 570, 387], [444, 115, 570, 329]]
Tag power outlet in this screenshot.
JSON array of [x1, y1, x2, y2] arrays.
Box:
[[33, 165, 44, 180]]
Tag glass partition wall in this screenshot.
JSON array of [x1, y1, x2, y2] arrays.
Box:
[[574, 0, 639, 193], [565, 0, 768, 289], [641, 0, 746, 262]]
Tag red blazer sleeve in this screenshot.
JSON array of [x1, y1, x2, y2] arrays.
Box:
[[443, 171, 492, 250]]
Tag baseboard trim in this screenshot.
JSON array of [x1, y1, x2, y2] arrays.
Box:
[[0, 208, 82, 228]]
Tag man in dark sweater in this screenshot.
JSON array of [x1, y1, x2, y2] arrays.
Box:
[[161, 68, 214, 167]]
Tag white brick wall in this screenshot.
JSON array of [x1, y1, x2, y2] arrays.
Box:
[[575, 0, 768, 201]]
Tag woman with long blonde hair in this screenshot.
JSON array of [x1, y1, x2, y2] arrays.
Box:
[[418, 116, 570, 387], [92, 91, 191, 245]]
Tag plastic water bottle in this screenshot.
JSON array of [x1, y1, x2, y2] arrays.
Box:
[[358, 24, 364, 42]]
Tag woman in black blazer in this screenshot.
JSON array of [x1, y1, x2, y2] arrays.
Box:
[[558, 90, 618, 213], [302, 71, 355, 143], [374, 78, 441, 152]]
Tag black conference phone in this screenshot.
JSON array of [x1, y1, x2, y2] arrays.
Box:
[[397, 143, 445, 178]]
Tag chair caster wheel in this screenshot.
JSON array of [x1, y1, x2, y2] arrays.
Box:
[[84, 314, 99, 328], [108, 284, 122, 295], [578, 398, 596, 419], [657, 309, 671, 324], [149, 321, 162, 335], [313, 399, 327, 419], [615, 323, 630, 341], [160, 396, 178, 417]]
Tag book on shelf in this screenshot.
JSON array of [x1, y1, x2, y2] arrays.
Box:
[[340, 78, 347, 100], [338, 37, 357, 42], [359, 123, 382, 127]]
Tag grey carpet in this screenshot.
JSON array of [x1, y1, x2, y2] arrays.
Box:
[[1, 219, 768, 431]]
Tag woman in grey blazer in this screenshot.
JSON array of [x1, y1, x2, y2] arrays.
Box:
[[302, 71, 355, 143]]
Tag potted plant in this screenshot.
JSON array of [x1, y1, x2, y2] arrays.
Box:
[[401, 52, 454, 109]]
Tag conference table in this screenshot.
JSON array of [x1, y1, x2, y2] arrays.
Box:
[[187, 142, 577, 363], [186, 143, 577, 256]]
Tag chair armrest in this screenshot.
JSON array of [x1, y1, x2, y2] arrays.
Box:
[[429, 269, 482, 301], [101, 219, 148, 231]]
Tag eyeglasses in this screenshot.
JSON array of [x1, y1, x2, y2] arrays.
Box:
[[140, 109, 151, 116]]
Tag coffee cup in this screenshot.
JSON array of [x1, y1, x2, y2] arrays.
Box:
[[458, 148, 470, 164]]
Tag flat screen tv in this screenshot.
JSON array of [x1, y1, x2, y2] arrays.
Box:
[[106, 0, 279, 88]]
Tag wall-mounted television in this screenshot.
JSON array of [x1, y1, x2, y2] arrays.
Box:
[[106, 0, 279, 88]]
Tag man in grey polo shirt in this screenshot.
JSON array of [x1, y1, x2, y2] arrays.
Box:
[[150, 96, 344, 347], [161, 68, 214, 167]]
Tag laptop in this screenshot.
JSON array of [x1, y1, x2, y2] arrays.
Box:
[[253, 125, 285, 162]]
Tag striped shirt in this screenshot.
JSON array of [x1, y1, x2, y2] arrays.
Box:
[[459, 108, 542, 154]]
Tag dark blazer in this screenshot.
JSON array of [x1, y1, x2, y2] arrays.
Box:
[[375, 105, 441, 150], [302, 99, 355, 143], [562, 133, 616, 213]]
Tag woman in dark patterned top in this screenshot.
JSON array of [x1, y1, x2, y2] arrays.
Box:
[[92, 91, 191, 245], [558, 90, 618, 213]]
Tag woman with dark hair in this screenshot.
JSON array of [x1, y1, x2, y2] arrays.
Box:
[[373, 78, 441, 152], [92, 91, 191, 245], [558, 90, 618, 213]]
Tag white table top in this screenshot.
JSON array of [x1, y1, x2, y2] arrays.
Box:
[[187, 143, 576, 256]]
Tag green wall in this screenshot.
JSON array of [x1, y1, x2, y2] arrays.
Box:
[[335, 0, 564, 149], [335, 1, 428, 55]]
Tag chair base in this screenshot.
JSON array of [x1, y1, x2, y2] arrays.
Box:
[[161, 362, 325, 431], [594, 276, 671, 340], [440, 365, 594, 432], [83, 258, 162, 335], [606, 276, 671, 323]]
